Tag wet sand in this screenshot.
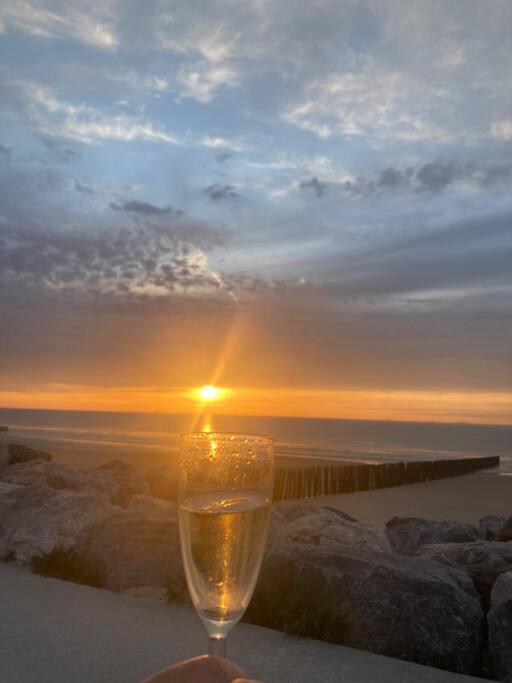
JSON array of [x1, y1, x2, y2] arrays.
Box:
[[309, 472, 512, 525]]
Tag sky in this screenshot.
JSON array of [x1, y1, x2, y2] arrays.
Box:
[[0, 0, 511, 423]]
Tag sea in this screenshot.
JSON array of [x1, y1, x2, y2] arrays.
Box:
[[0, 407, 511, 474]]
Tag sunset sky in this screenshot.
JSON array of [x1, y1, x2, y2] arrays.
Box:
[[1, 1, 511, 423]]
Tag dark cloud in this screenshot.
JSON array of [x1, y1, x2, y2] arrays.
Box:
[[39, 136, 80, 163], [0, 144, 12, 161], [204, 184, 241, 202], [378, 167, 403, 188], [415, 160, 458, 192], [75, 180, 94, 195], [480, 164, 511, 187], [299, 176, 328, 197], [110, 200, 184, 217], [317, 211, 512, 300], [0, 217, 227, 304], [216, 152, 232, 163]]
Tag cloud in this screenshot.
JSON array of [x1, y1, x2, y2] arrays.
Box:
[[177, 62, 239, 103], [204, 184, 241, 202], [200, 136, 248, 152], [299, 176, 328, 198], [110, 201, 184, 217], [316, 210, 512, 301], [39, 135, 80, 162], [0, 1, 118, 49], [0, 215, 230, 304], [74, 180, 94, 195], [415, 160, 458, 192], [378, 167, 405, 188], [0, 143, 12, 160], [491, 120, 512, 142], [282, 62, 450, 142], [1, 77, 179, 145]]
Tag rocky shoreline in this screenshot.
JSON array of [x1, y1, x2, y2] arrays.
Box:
[[1, 443, 511, 680]]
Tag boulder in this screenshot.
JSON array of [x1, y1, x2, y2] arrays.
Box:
[[0, 460, 57, 486], [479, 515, 507, 541], [6, 443, 52, 465], [145, 466, 178, 501], [1, 458, 150, 507], [91, 460, 150, 507], [488, 571, 512, 681], [79, 499, 183, 592], [497, 515, 512, 542], [0, 440, 9, 467], [417, 541, 512, 608], [491, 571, 512, 608], [386, 517, 480, 555], [0, 483, 114, 563], [281, 511, 390, 553], [247, 543, 483, 675]]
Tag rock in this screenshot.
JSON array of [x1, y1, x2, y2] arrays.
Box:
[[0, 460, 57, 486], [491, 571, 512, 608], [479, 515, 507, 541], [386, 517, 480, 555], [145, 466, 178, 501], [0, 483, 114, 563], [417, 541, 512, 608], [497, 515, 512, 542], [247, 543, 483, 675], [1, 458, 149, 507], [79, 500, 182, 592], [127, 494, 177, 516], [0, 440, 9, 467], [281, 511, 390, 553], [90, 460, 150, 507], [488, 571, 512, 681], [5, 443, 52, 465]]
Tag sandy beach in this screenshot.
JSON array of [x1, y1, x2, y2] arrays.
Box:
[[310, 472, 512, 525]]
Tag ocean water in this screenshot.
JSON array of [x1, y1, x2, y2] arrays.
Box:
[[1, 407, 511, 474]]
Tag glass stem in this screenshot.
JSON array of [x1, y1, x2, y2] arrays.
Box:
[[208, 635, 226, 658]]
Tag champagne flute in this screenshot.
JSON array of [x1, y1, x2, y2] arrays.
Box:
[[178, 432, 274, 658]]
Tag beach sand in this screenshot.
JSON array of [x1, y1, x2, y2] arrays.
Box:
[[309, 472, 512, 525]]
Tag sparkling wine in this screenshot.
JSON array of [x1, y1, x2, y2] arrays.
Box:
[[179, 489, 271, 635]]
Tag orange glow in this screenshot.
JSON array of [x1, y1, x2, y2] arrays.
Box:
[[0, 384, 511, 425]]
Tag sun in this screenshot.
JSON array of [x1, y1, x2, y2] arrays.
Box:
[[196, 385, 224, 402]]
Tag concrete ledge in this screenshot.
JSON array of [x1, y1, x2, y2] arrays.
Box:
[[0, 563, 486, 683]]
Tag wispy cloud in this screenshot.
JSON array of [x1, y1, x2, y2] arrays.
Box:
[[177, 61, 239, 103], [199, 136, 249, 152], [2, 77, 179, 144], [0, 1, 118, 49]]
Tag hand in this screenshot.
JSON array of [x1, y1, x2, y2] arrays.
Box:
[[140, 655, 262, 683]]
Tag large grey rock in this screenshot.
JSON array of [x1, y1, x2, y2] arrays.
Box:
[[0, 440, 9, 467], [79, 497, 182, 592], [247, 543, 483, 675], [492, 571, 512, 607], [0, 483, 114, 563], [497, 515, 512, 542], [418, 541, 512, 608], [280, 511, 390, 553], [6, 443, 52, 464], [0, 458, 150, 507], [386, 516, 480, 555], [488, 571, 512, 681], [145, 466, 177, 501], [479, 515, 507, 541]]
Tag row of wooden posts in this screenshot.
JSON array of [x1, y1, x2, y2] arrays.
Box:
[[272, 455, 500, 501]]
